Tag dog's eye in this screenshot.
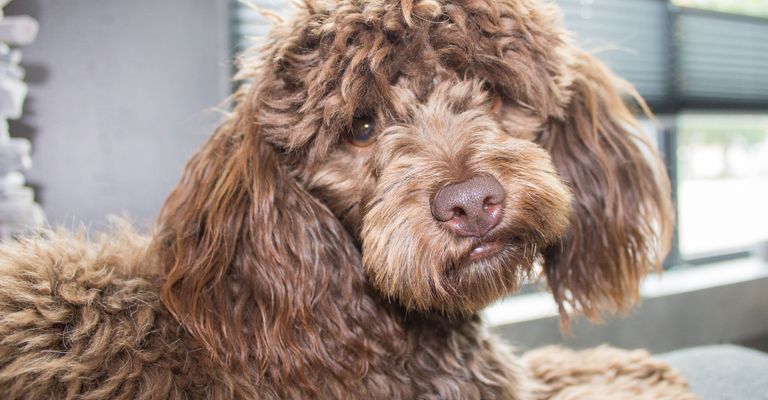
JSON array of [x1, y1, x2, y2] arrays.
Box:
[[349, 116, 376, 147]]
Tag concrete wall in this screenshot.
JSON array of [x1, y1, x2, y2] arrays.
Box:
[[5, 0, 232, 230]]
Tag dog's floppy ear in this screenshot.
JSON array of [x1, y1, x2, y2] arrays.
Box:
[[538, 49, 673, 321], [151, 93, 362, 377]]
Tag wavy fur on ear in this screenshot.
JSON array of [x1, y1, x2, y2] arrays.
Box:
[[539, 49, 674, 321], [151, 95, 394, 396]]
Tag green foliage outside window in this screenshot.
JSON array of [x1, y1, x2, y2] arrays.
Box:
[[674, 0, 768, 18], [679, 115, 768, 147]]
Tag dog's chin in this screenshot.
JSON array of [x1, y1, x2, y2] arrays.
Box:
[[433, 234, 538, 315], [365, 231, 543, 317]]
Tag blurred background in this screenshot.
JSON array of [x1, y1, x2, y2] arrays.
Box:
[[3, 0, 767, 354]]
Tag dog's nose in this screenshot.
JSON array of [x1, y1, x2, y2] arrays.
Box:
[[431, 176, 505, 237]]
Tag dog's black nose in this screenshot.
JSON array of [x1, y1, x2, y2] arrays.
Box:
[[432, 176, 505, 238]]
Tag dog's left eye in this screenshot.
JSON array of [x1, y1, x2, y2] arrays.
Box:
[[349, 116, 376, 147]]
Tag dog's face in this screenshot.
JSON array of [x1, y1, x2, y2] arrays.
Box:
[[312, 78, 574, 314], [156, 0, 673, 361], [304, 72, 572, 315]]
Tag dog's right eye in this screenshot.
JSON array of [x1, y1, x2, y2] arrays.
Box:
[[349, 116, 376, 147]]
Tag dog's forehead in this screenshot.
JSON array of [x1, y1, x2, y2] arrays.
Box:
[[256, 0, 565, 161]]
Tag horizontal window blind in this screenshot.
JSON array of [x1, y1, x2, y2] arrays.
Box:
[[675, 8, 768, 104], [231, 1, 292, 51], [555, 0, 671, 105]]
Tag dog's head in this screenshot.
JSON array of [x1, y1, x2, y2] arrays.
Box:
[[154, 0, 672, 366]]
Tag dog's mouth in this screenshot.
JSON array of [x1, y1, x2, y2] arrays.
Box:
[[468, 240, 504, 261], [441, 234, 528, 284], [459, 234, 524, 265]]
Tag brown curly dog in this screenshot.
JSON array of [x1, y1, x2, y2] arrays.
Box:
[[0, 0, 696, 398]]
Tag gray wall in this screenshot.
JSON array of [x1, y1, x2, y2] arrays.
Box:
[[493, 262, 768, 354], [5, 0, 231, 230]]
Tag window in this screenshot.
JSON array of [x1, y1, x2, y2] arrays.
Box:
[[677, 114, 768, 257], [558, 0, 768, 266]]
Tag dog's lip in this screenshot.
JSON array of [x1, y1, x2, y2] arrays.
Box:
[[464, 233, 522, 262], [468, 240, 504, 261], [445, 234, 525, 278]]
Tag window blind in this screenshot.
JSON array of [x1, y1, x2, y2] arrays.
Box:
[[555, 0, 671, 105], [675, 8, 768, 105], [231, 1, 293, 52]]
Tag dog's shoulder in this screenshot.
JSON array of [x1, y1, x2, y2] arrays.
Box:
[[0, 222, 204, 399]]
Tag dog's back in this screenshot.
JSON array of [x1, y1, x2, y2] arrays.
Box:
[[0, 223, 210, 399]]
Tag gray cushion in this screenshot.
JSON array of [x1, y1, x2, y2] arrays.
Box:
[[658, 345, 768, 400]]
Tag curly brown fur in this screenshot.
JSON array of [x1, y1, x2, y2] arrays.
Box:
[[524, 346, 697, 400], [0, 0, 687, 398]]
